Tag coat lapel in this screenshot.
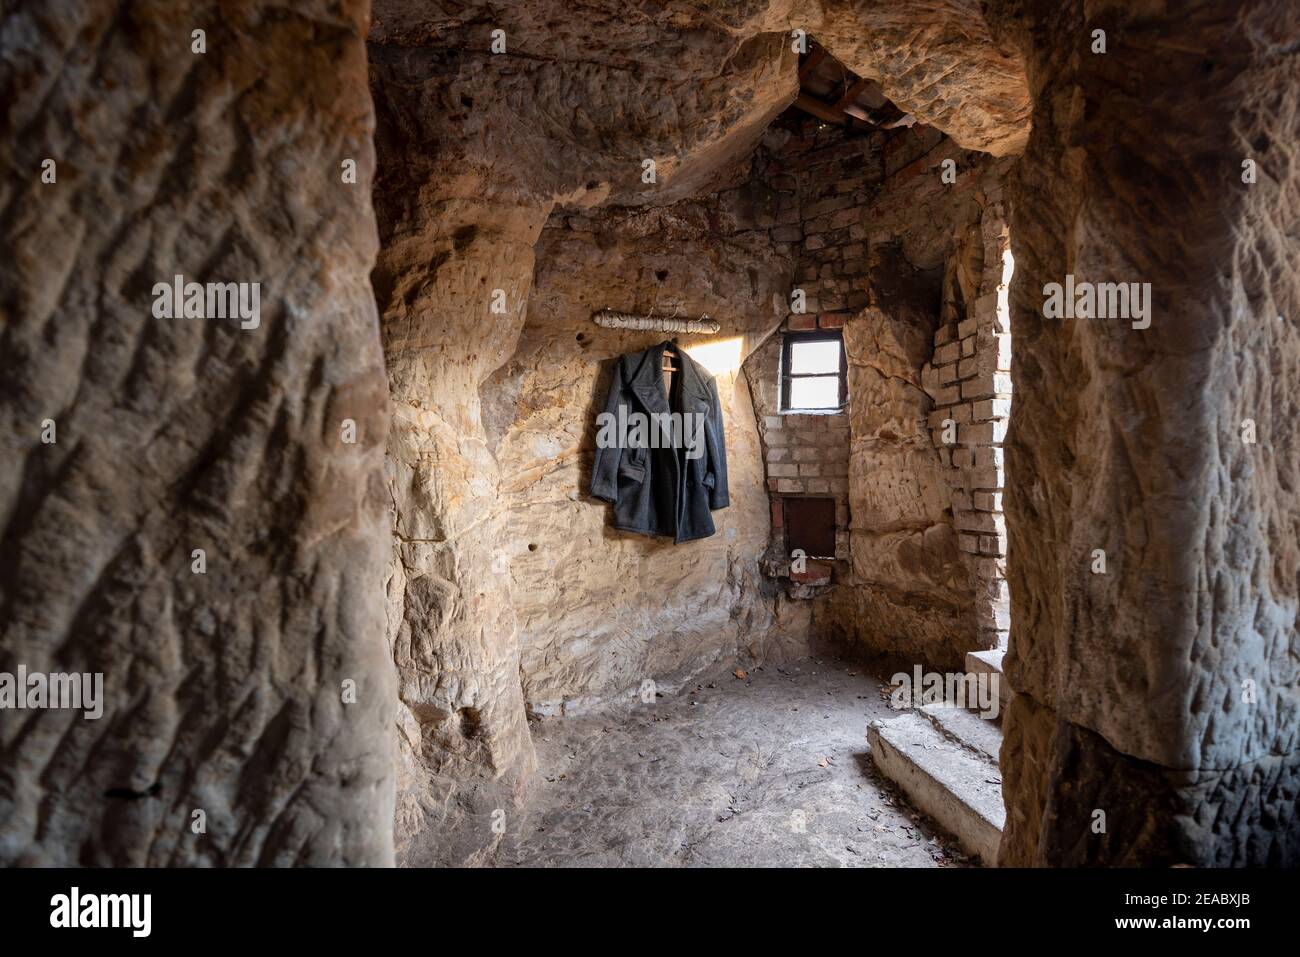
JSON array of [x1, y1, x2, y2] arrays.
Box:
[[677, 346, 709, 412], [627, 341, 671, 415], [627, 340, 710, 414]]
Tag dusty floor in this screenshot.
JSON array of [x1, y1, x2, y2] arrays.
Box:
[[491, 657, 972, 867]]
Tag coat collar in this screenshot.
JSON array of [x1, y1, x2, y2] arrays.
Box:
[[625, 340, 708, 414]]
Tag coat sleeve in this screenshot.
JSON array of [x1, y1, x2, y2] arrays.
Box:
[[589, 359, 625, 503], [705, 375, 729, 509]]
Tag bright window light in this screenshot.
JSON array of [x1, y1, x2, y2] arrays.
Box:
[[789, 339, 840, 375], [781, 331, 846, 411]]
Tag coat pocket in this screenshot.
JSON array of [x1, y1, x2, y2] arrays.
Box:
[[618, 460, 646, 483]]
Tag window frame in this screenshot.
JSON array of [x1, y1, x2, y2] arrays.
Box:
[[780, 329, 848, 413]]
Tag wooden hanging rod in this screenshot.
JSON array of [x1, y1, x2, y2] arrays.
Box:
[[592, 310, 720, 335]]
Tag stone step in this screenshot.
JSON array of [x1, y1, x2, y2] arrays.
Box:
[[965, 648, 1012, 709], [919, 701, 1003, 764], [868, 712, 1005, 865]]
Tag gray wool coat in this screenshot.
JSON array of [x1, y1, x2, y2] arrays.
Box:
[[590, 341, 729, 543]]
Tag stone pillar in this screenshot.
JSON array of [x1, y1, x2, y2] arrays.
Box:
[[0, 0, 394, 865], [991, 0, 1300, 865]]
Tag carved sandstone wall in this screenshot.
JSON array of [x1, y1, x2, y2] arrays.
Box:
[[489, 175, 806, 713], [989, 0, 1300, 866], [0, 0, 394, 866]]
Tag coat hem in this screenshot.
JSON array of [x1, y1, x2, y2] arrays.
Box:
[[609, 522, 717, 544]]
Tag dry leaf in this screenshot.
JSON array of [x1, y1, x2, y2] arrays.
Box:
[[733, 668, 747, 679]]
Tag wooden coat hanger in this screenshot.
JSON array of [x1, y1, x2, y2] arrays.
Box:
[[661, 341, 679, 373]]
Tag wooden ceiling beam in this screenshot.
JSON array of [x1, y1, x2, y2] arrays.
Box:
[[834, 76, 871, 110], [793, 45, 892, 130], [797, 46, 827, 81], [793, 93, 848, 125]]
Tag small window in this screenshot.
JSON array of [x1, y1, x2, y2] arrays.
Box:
[[783, 497, 836, 559], [780, 330, 846, 412]]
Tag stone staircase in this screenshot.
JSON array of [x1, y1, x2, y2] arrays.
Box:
[[867, 648, 1009, 865], [964, 647, 1011, 709]]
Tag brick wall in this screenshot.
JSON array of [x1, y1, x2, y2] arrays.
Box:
[[922, 204, 1013, 648], [741, 117, 1013, 659], [741, 124, 884, 587], [746, 336, 851, 581]]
